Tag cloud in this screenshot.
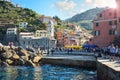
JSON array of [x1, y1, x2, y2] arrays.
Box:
[[85, 0, 92, 4], [93, 0, 116, 8], [55, 0, 76, 11]]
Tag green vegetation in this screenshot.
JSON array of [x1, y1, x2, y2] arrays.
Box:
[[0, 1, 46, 32]]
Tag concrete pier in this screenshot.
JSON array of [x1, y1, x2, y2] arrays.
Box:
[[41, 54, 96, 69], [97, 59, 120, 80]]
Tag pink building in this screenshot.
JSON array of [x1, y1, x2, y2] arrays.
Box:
[[93, 8, 117, 48]]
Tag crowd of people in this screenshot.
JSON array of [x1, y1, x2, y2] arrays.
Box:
[[7, 41, 120, 62], [94, 44, 120, 61]]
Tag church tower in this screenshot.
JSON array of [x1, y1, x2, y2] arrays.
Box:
[[116, 0, 120, 35], [47, 20, 54, 39]]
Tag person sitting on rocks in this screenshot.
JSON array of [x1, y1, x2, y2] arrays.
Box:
[[8, 42, 14, 49]]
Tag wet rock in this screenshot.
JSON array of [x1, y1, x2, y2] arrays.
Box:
[[0, 61, 9, 67], [14, 58, 25, 66], [25, 60, 35, 67]]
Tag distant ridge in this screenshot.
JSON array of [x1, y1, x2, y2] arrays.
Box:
[[65, 8, 105, 30]]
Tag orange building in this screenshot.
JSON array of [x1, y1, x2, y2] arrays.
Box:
[[93, 8, 117, 48]]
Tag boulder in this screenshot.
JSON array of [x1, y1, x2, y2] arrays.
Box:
[[0, 61, 9, 67], [32, 56, 42, 63], [14, 58, 25, 66], [1, 51, 13, 59], [18, 49, 30, 57], [2, 46, 10, 52], [6, 59, 13, 65], [12, 53, 20, 60], [21, 56, 28, 60], [25, 60, 35, 67]]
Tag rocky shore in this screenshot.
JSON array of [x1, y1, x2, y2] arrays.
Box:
[[0, 43, 43, 67]]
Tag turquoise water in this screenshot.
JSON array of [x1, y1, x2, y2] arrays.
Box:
[[0, 65, 97, 80]]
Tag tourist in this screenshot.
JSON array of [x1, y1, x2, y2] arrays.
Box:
[[115, 45, 119, 60], [8, 42, 14, 49], [109, 44, 115, 61], [102, 46, 108, 59]]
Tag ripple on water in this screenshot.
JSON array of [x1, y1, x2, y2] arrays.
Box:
[[0, 64, 97, 80]]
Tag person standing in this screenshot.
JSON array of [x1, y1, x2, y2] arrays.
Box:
[[115, 45, 119, 61], [109, 44, 115, 61]]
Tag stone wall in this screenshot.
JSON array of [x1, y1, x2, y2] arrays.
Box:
[[97, 60, 120, 80], [41, 57, 96, 69]]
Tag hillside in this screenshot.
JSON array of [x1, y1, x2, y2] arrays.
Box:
[[66, 8, 105, 31], [0, 1, 46, 32]]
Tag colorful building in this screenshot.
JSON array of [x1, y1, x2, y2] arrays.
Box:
[[93, 8, 117, 48], [116, 0, 120, 35]]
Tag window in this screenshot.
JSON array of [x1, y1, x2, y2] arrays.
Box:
[[23, 41, 25, 44], [109, 12, 112, 16], [96, 23, 99, 26], [28, 41, 30, 44], [99, 14, 102, 17], [109, 21, 112, 25], [94, 30, 100, 36], [109, 30, 112, 35], [114, 20, 117, 25]]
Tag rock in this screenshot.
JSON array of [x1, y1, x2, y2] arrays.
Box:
[[0, 45, 3, 52], [2, 46, 10, 52], [0, 61, 9, 67], [32, 56, 42, 63], [18, 49, 30, 57], [25, 60, 35, 67], [14, 58, 25, 66], [12, 53, 20, 59], [6, 59, 13, 65], [21, 56, 28, 60], [1, 51, 13, 59], [0, 43, 3, 47]]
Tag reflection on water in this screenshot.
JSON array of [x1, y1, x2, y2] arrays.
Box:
[[0, 65, 97, 80]]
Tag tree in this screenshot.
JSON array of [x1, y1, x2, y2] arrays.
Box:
[[53, 16, 62, 25]]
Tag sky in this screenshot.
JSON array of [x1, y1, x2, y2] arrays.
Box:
[[10, 0, 117, 20]]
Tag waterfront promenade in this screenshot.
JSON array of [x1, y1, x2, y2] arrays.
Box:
[[42, 51, 120, 80]]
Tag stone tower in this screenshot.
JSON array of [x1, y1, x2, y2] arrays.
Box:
[[116, 0, 120, 36], [47, 20, 54, 39]]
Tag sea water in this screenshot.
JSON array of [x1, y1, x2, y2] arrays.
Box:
[[0, 64, 97, 80]]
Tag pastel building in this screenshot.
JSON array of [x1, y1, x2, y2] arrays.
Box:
[[93, 8, 117, 48], [35, 30, 47, 37], [116, 0, 120, 35], [5, 28, 18, 44]]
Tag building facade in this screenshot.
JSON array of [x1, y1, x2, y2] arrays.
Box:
[[5, 28, 18, 45], [35, 30, 47, 37], [116, 0, 120, 36], [19, 32, 56, 50], [93, 8, 117, 48]]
